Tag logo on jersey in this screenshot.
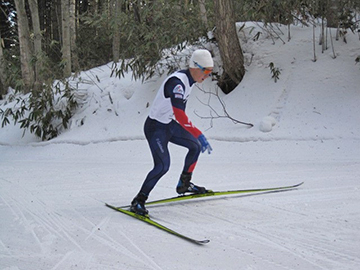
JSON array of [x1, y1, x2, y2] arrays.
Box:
[[173, 84, 184, 99]]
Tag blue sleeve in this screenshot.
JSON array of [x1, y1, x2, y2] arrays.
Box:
[[164, 77, 186, 111]]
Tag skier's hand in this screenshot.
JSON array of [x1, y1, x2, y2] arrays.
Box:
[[198, 134, 212, 154]]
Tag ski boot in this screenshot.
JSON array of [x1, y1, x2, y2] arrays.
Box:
[[130, 192, 149, 216], [176, 172, 207, 195]]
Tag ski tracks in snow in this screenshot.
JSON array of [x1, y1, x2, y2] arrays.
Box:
[[0, 177, 165, 269], [203, 191, 360, 270]]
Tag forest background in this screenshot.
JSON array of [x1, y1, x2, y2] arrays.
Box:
[[0, 0, 359, 140]]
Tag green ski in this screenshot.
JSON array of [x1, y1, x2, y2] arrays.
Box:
[[107, 182, 303, 244], [121, 182, 304, 208], [105, 203, 209, 245]]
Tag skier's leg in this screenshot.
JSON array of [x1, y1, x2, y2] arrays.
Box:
[[140, 118, 171, 195], [131, 118, 171, 215], [169, 121, 206, 194]]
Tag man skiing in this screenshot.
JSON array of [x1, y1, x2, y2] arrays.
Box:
[[130, 49, 214, 216]]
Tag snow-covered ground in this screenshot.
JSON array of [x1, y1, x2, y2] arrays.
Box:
[[1, 22, 360, 270]]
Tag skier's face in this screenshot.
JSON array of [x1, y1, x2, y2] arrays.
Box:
[[191, 67, 213, 83]]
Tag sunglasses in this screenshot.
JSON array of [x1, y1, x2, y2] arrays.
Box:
[[194, 61, 212, 75]]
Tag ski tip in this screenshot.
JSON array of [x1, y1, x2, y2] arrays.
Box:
[[198, 239, 210, 244]]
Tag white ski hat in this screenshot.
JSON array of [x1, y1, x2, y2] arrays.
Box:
[[189, 49, 214, 68]]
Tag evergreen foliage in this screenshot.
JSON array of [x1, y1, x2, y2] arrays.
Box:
[[268, 62, 281, 83], [106, 1, 208, 80], [0, 81, 78, 140]]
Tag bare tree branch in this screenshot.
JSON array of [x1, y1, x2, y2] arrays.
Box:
[[194, 84, 253, 128]]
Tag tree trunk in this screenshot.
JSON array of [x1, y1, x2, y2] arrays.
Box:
[[327, 0, 338, 28], [112, 0, 121, 62], [198, 0, 208, 30], [61, 0, 72, 77], [0, 79, 4, 99], [214, 0, 245, 94], [133, 0, 141, 23], [69, 0, 80, 72], [28, 0, 43, 91], [0, 33, 6, 98], [14, 0, 35, 93]]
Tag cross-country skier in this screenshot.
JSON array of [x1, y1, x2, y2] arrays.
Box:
[[130, 49, 214, 216]]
